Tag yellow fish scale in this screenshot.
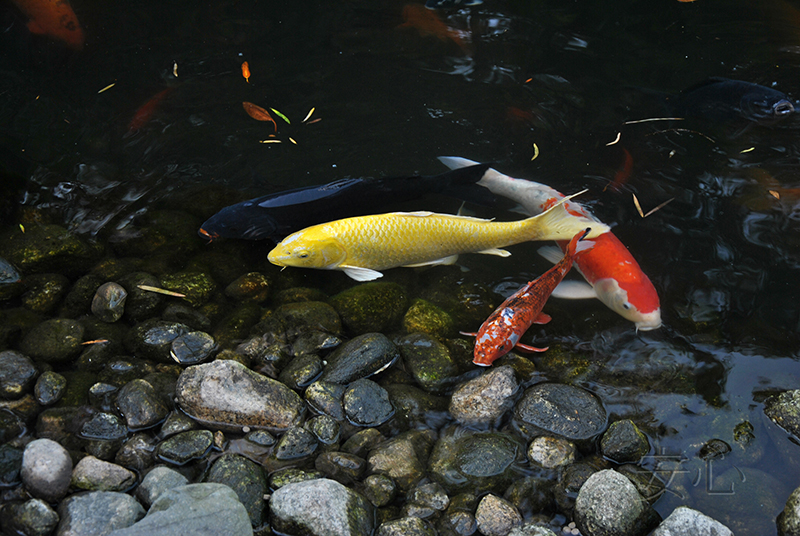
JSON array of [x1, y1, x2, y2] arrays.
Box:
[[317, 211, 562, 269]]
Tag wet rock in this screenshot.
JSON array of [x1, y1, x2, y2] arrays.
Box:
[[72, 456, 138, 491], [269, 477, 375, 536], [409, 481, 450, 512], [765, 389, 800, 438], [224, 272, 270, 302], [21, 273, 70, 313], [274, 426, 318, 461], [616, 464, 665, 504], [0, 256, 21, 285], [269, 468, 324, 489], [384, 383, 449, 431], [80, 412, 128, 451], [527, 436, 576, 469], [58, 491, 145, 535], [600, 420, 650, 463], [653, 506, 732, 536], [0, 407, 23, 444], [305, 380, 346, 421], [397, 333, 461, 393], [508, 524, 559, 536], [503, 477, 555, 520], [136, 465, 190, 508], [117, 272, 164, 321], [34, 370, 67, 405], [329, 282, 408, 334], [513, 383, 607, 443], [163, 303, 212, 332], [124, 319, 191, 363], [160, 411, 197, 438], [305, 414, 340, 446], [21, 438, 72, 502], [342, 428, 385, 458], [89, 382, 119, 411], [0, 350, 38, 398], [206, 453, 268, 527], [779, 485, 800, 536], [115, 433, 158, 472], [315, 451, 366, 485], [117, 379, 169, 430], [320, 332, 399, 384], [344, 379, 394, 427], [376, 516, 435, 536], [367, 430, 433, 492], [403, 298, 455, 339], [574, 469, 660, 536], [169, 331, 218, 365], [176, 360, 305, 432], [60, 274, 103, 317], [429, 428, 524, 494], [0, 444, 23, 486], [159, 271, 217, 308], [0, 223, 101, 276], [362, 473, 397, 507], [553, 459, 607, 514], [156, 430, 214, 465], [449, 365, 518, 426], [110, 483, 252, 536], [1, 498, 59, 536], [92, 282, 128, 322], [475, 494, 523, 536], [273, 300, 344, 341], [19, 318, 84, 363], [279, 354, 324, 389]]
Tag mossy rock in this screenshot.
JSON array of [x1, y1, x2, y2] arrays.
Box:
[[329, 282, 408, 335]]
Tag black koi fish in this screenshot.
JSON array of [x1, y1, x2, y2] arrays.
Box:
[[198, 164, 494, 242], [667, 77, 795, 125]]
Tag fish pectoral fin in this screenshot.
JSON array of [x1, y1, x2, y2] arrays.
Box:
[[537, 245, 564, 264], [515, 343, 549, 353], [404, 255, 459, 267], [551, 280, 598, 300], [477, 248, 511, 257], [533, 312, 552, 325], [341, 266, 384, 281], [459, 331, 478, 337]]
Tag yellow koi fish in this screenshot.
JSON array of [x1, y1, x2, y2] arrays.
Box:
[[267, 192, 609, 281]]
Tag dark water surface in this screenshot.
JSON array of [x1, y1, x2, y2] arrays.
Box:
[[3, 0, 800, 533]]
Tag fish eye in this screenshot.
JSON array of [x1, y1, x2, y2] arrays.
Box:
[[297, 251, 309, 259], [622, 302, 632, 310]]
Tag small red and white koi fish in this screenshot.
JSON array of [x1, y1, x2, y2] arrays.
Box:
[[461, 229, 589, 366], [439, 157, 661, 331]]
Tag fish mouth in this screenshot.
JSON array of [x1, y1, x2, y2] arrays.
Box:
[[198, 228, 218, 242], [634, 308, 662, 331], [774, 100, 795, 117], [472, 359, 492, 367]]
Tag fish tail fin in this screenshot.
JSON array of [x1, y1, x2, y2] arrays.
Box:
[[528, 192, 609, 241]]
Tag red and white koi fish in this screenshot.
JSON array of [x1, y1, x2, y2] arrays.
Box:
[[439, 157, 661, 331], [462, 229, 589, 366], [11, 0, 85, 50]]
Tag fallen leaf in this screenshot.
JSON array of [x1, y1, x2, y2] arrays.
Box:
[[243, 102, 277, 132]]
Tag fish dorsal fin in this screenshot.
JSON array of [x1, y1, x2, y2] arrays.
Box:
[[395, 211, 494, 223], [551, 280, 598, 300], [400, 211, 435, 217], [404, 255, 459, 268], [477, 248, 511, 257], [341, 266, 384, 281]]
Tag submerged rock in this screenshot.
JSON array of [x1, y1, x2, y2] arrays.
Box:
[[206, 454, 268, 527], [320, 332, 398, 384], [269, 478, 375, 536], [343, 379, 394, 427], [58, 491, 145, 536], [402, 298, 455, 339], [449, 365, 518, 426], [91, 281, 128, 322], [0, 224, 101, 276], [513, 383, 607, 444], [34, 370, 67, 406], [475, 493, 523, 536], [136, 466, 190, 508], [574, 469, 660, 536], [0, 350, 38, 399], [21, 273, 70, 313], [600, 420, 650, 464], [1, 498, 59, 536], [329, 282, 408, 334], [71, 456, 137, 491], [175, 360, 305, 432], [124, 319, 191, 363], [396, 333, 462, 393], [19, 318, 84, 363]]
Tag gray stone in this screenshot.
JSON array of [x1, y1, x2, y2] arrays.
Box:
[[765, 389, 800, 439], [80, 412, 128, 441], [513, 383, 607, 442], [19, 319, 84, 363], [156, 430, 213, 465], [449, 365, 518, 426], [508, 524, 559, 536], [320, 333, 399, 384], [367, 431, 429, 492], [136, 465, 190, 508], [1, 498, 59, 536], [176, 360, 304, 432], [343, 379, 394, 427], [0, 350, 38, 399], [527, 436, 576, 469], [409, 481, 450, 512], [274, 426, 318, 460], [574, 469, 660, 536], [206, 454, 268, 527], [116, 433, 158, 472], [305, 381, 346, 421], [169, 331, 218, 365], [71, 456, 137, 491], [652, 506, 732, 536], [92, 282, 128, 322], [475, 494, 523, 536], [21, 438, 73, 502], [376, 516, 435, 536], [57, 491, 145, 536], [109, 483, 252, 536], [269, 478, 375, 536], [0, 443, 23, 486], [34, 370, 67, 406], [117, 379, 169, 430], [600, 420, 650, 464]]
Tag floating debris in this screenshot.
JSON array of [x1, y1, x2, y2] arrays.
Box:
[[137, 285, 186, 298], [606, 132, 621, 146], [243, 102, 277, 132], [97, 83, 116, 94], [531, 143, 539, 161], [271, 108, 291, 124], [302, 107, 316, 123], [242, 61, 250, 83]]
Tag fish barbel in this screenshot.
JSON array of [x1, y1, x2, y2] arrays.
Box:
[[267, 192, 609, 281], [438, 157, 661, 331], [462, 228, 588, 366]]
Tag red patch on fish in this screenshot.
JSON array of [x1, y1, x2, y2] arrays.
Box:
[[128, 88, 173, 132], [12, 0, 85, 50], [464, 229, 588, 366], [398, 4, 469, 53]]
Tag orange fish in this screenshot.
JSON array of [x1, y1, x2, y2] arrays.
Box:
[[128, 88, 173, 132], [11, 0, 85, 50], [462, 229, 589, 366], [398, 4, 469, 52], [241, 61, 251, 83], [242, 101, 277, 132]]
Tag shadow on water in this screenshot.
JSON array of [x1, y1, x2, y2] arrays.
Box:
[[2, 0, 800, 533]]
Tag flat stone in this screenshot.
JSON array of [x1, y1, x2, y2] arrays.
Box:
[[71, 456, 137, 491], [57, 491, 145, 536]]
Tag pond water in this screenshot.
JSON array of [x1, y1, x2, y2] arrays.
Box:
[[2, 0, 800, 533]]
